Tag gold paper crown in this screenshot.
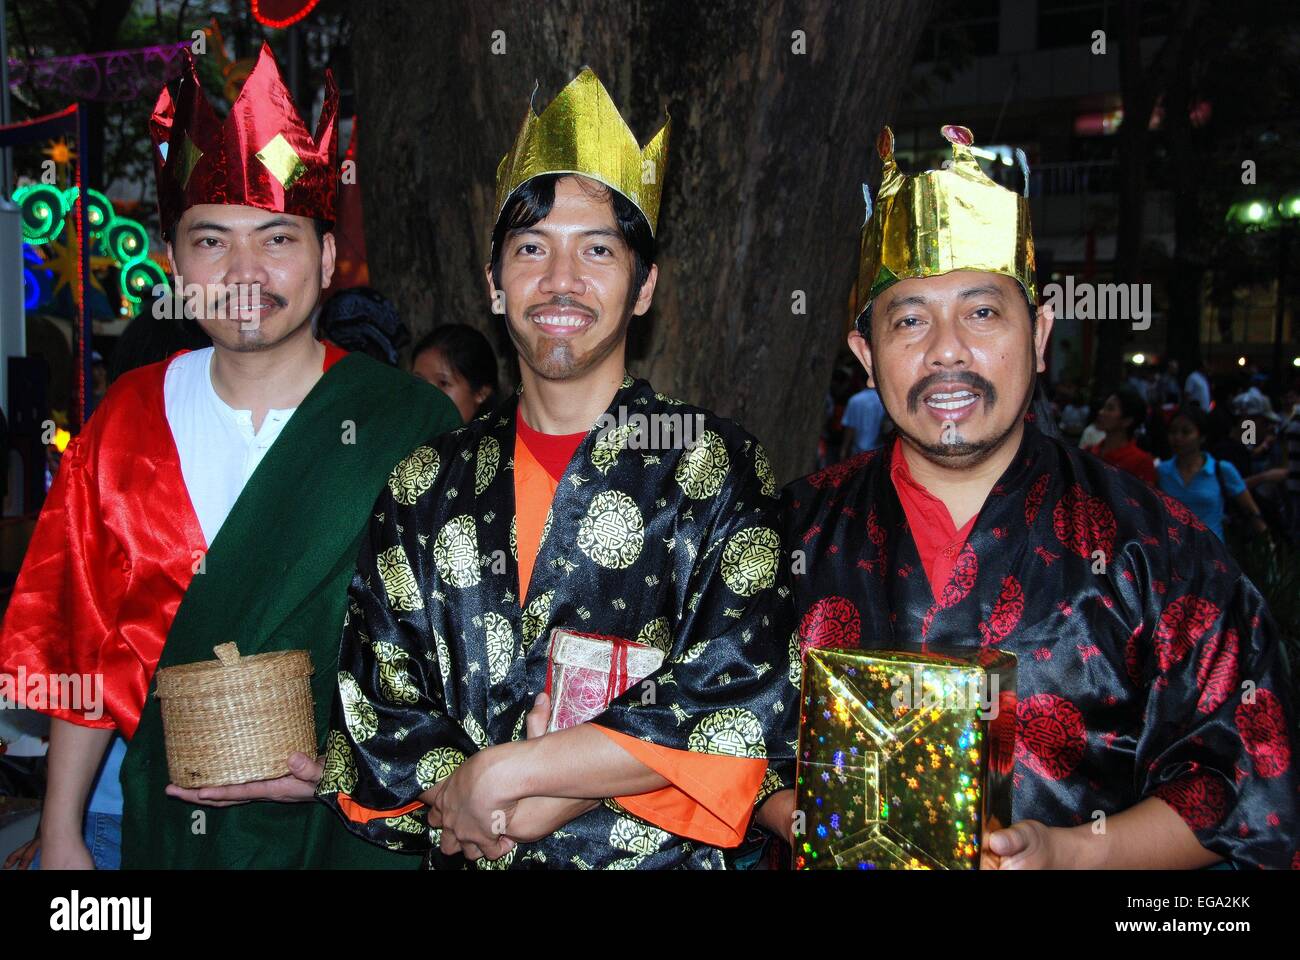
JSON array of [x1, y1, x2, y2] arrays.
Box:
[[852, 125, 1036, 325], [494, 67, 670, 235]]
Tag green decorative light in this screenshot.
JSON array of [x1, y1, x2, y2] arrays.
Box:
[[13, 184, 171, 316], [14, 183, 68, 244]]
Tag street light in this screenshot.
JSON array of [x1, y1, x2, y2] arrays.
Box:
[[1227, 192, 1300, 388]]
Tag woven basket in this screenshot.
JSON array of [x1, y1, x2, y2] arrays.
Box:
[[155, 642, 316, 788]]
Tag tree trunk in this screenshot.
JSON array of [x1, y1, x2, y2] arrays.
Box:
[[351, 0, 934, 483], [1106, 0, 1155, 396], [1162, 2, 1205, 378]]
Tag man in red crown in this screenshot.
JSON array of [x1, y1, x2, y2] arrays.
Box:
[[0, 43, 459, 869]]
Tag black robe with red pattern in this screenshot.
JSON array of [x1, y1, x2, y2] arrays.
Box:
[[781, 421, 1298, 869]]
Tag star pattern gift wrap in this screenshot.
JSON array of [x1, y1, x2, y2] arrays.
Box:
[[795, 647, 1017, 870], [545, 629, 665, 732]]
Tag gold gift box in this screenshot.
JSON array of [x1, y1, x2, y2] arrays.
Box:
[[795, 647, 1016, 870]]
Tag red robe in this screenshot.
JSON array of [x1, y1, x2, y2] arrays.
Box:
[[0, 343, 346, 737]]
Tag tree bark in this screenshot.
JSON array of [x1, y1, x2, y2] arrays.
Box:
[[351, 0, 934, 482]]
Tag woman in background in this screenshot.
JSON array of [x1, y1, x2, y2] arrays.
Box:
[[1085, 385, 1155, 484], [410, 324, 499, 424], [1157, 406, 1270, 543]]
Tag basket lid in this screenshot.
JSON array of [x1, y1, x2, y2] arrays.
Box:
[[154, 643, 314, 699]]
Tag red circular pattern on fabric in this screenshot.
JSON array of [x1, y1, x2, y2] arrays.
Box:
[[938, 544, 978, 608], [988, 689, 1018, 775], [806, 450, 877, 490], [1158, 491, 1207, 532], [1195, 629, 1240, 715], [1052, 483, 1118, 561], [979, 574, 1024, 647], [1124, 625, 1143, 686], [1155, 595, 1221, 673], [1015, 693, 1087, 780], [797, 596, 862, 655], [1024, 473, 1050, 526], [922, 544, 979, 639], [1153, 773, 1229, 830], [1235, 689, 1292, 779], [866, 507, 887, 548]]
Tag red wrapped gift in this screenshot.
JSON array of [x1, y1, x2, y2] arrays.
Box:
[[543, 628, 665, 731]]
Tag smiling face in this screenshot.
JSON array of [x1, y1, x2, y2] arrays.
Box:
[[485, 175, 656, 383], [849, 270, 1052, 468], [167, 203, 335, 353]]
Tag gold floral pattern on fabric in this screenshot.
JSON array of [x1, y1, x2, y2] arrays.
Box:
[[388, 446, 439, 505], [433, 515, 481, 588], [485, 611, 516, 683], [688, 707, 767, 758], [319, 730, 357, 794], [416, 747, 466, 789], [377, 544, 423, 611], [636, 617, 672, 653], [373, 640, 420, 704], [720, 526, 780, 597], [577, 490, 644, 569], [338, 671, 379, 743], [475, 436, 501, 495], [609, 815, 671, 855], [674, 429, 729, 500]]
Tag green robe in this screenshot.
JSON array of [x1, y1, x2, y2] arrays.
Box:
[[121, 352, 460, 868]]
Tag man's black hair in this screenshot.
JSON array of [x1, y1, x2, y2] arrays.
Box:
[[489, 173, 656, 304], [165, 216, 332, 244], [1111, 384, 1148, 438]]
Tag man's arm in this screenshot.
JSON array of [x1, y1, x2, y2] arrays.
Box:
[[423, 720, 669, 861], [985, 797, 1220, 869], [39, 718, 113, 869]]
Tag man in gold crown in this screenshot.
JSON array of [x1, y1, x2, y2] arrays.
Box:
[[0, 44, 460, 869], [315, 68, 793, 869], [768, 125, 1297, 868]]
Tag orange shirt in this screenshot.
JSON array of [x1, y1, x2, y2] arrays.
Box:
[[514, 414, 766, 847]]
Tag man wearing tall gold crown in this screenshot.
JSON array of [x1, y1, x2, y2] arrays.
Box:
[[766, 126, 1297, 868], [315, 68, 793, 869], [0, 44, 460, 869]]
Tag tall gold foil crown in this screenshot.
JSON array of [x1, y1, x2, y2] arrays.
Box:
[[852, 125, 1036, 325], [494, 67, 670, 234]]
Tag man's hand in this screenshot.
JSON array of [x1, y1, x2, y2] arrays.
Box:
[[754, 788, 797, 845], [3, 835, 40, 870], [164, 751, 323, 806], [426, 745, 519, 862], [504, 796, 599, 843], [35, 831, 93, 870], [982, 820, 1082, 869]]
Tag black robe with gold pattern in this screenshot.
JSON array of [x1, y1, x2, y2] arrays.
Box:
[[317, 376, 794, 869], [781, 423, 1298, 869]]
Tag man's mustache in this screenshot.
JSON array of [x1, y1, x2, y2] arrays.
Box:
[[525, 296, 596, 319], [201, 287, 288, 314], [906, 371, 998, 413]]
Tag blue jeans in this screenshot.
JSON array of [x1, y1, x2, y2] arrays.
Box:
[[31, 812, 122, 870]]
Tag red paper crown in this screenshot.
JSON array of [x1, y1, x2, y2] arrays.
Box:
[[150, 42, 338, 235]]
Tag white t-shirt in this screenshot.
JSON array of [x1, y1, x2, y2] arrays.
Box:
[[162, 347, 297, 546]]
